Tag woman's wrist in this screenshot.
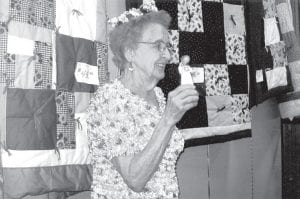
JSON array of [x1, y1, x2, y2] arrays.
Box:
[[161, 114, 176, 128]]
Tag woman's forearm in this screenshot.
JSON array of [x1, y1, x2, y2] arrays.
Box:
[[112, 115, 175, 192]]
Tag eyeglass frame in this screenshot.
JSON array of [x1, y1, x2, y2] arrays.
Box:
[[136, 40, 173, 53]]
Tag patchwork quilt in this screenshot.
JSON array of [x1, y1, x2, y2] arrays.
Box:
[[0, 0, 294, 197], [134, 0, 254, 146], [0, 0, 108, 198], [245, 0, 293, 105]]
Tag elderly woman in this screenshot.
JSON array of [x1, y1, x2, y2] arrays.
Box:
[[86, 5, 199, 199]]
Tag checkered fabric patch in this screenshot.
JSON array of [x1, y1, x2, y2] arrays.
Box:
[[0, 21, 7, 85], [9, 0, 55, 30], [34, 41, 53, 89], [96, 42, 108, 86], [3, 53, 15, 88], [56, 90, 76, 149]]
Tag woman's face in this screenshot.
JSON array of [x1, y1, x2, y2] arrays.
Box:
[[132, 23, 171, 83]]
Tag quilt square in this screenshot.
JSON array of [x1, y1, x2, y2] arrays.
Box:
[[269, 41, 288, 68], [155, 0, 178, 30], [0, 22, 7, 84], [2, 53, 16, 88], [262, 0, 277, 18], [223, 3, 245, 35], [231, 94, 251, 124], [10, 0, 55, 29], [225, 33, 247, 65], [56, 90, 76, 149], [202, 1, 224, 35], [56, 34, 98, 93], [168, 30, 179, 64], [34, 41, 53, 89], [177, 96, 208, 129], [56, 0, 97, 40], [179, 32, 206, 64], [264, 17, 281, 46], [206, 95, 234, 127], [205, 33, 227, 64], [74, 92, 92, 113], [96, 42, 108, 85], [178, 0, 204, 32], [6, 88, 56, 150], [228, 65, 248, 94], [14, 55, 35, 89], [204, 64, 231, 96]]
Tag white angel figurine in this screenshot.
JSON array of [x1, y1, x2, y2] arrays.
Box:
[[178, 55, 194, 85]]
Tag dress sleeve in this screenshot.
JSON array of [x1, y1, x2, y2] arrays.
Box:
[[86, 87, 136, 160]]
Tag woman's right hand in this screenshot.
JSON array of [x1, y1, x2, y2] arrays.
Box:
[[163, 84, 199, 126]]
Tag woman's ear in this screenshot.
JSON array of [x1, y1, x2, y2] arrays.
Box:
[[124, 47, 135, 63]]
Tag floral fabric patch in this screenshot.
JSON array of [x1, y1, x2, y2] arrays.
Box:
[[225, 33, 247, 65], [231, 94, 251, 124], [178, 0, 204, 32], [56, 90, 75, 149], [204, 64, 231, 96], [10, 0, 55, 29]]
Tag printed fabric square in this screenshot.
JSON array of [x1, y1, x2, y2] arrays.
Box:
[[2, 53, 16, 88], [231, 94, 251, 124], [34, 41, 53, 89], [263, 0, 277, 18], [178, 0, 204, 32], [269, 41, 288, 68], [56, 33, 98, 93], [177, 96, 208, 129], [158, 64, 180, 97], [228, 65, 248, 94], [10, 0, 55, 29], [264, 17, 281, 46], [204, 64, 231, 96], [202, 1, 224, 35], [179, 32, 206, 64], [56, 0, 97, 40], [225, 33, 247, 65], [223, 3, 245, 35], [14, 55, 35, 89], [0, 21, 8, 84], [276, 3, 294, 34], [6, 88, 56, 150], [168, 30, 179, 64], [155, 0, 178, 30], [206, 95, 234, 127], [96, 42, 108, 86], [56, 90, 76, 149]]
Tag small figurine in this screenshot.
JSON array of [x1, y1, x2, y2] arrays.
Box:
[[178, 55, 194, 85]]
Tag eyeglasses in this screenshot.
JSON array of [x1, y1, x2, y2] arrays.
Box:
[[136, 40, 173, 53]]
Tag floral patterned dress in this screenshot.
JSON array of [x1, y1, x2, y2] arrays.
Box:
[[86, 79, 184, 199]]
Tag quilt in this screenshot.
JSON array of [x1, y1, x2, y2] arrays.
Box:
[[0, 0, 109, 198]]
